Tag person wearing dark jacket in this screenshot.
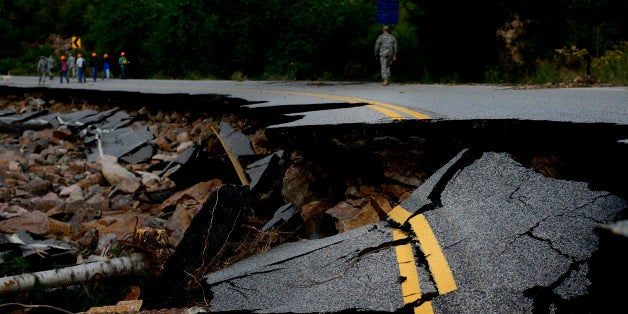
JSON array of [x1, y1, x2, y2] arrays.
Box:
[[89, 52, 99, 82], [118, 52, 128, 79], [101, 53, 111, 80]]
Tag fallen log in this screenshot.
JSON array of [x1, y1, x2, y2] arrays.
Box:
[[0, 253, 148, 294]]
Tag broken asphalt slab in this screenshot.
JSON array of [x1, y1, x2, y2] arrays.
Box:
[[204, 221, 410, 313], [141, 184, 255, 310], [203, 150, 627, 313], [394, 150, 627, 312], [84, 125, 155, 163]]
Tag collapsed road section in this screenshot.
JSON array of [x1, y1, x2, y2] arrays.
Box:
[[0, 86, 626, 313]]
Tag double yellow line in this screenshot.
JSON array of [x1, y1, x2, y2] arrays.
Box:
[[221, 88, 432, 121], [115, 83, 431, 121], [389, 205, 457, 313]]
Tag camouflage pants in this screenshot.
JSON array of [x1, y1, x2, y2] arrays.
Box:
[[38, 70, 46, 84], [379, 54, 393, 80]]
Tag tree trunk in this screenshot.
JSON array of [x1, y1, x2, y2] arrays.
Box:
[[0, 253, 148, 294]]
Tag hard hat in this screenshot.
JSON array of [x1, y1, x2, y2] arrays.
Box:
[[92, 52, 96, 57], [121, 52, 125, 56], [104, 53, 109, 58], [60, 55, 66, 60]]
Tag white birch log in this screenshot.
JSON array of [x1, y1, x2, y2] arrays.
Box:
[[0, 253, 148, 294]]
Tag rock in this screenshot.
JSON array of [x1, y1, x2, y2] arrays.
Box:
[[325, 200, 381, 233], [77, 171, 105, 189], [0, 203, 29, 219], [59, 184, 84, 201], [175, 131, 190, 144], [162, 179, 224, 234], [152, 136, 172, 151], [175, 141, 194, 153], [64, 199, 89, 215], [109, 194, 136, 211], [8, 160, 21, 172], [33, 193, 63, 213], [281, 165, 314, 209], [116, 179, 141, 194], [137, 171, 160, 185], [369, 194, 393, 219], [300, 200, 330, 237], [99, 215, 148, 241], [100, 160, 136, 186], [25, 178, 53, 196], [0, 210, 50, 235], [48, 218, 74, 240], [87, 194, 110, 212]]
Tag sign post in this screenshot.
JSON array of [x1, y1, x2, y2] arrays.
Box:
[[376, 0, 399, 25]]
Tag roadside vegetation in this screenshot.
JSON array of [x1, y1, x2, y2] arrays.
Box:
[[0, 0, 625, 85]]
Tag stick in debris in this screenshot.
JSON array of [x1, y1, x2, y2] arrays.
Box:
[[210, 125, 250, 186], [0, 252, 148, 294]]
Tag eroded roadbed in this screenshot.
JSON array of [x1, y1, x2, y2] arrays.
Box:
[[0, 88, 626, 313]]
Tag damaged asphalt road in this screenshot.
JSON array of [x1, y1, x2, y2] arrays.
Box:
[[203, 149, 627, 313], [0, 80, 627, 313]]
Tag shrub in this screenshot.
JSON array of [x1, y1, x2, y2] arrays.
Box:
[[592, 41, 628, 85], [528, 59, 564, 85]]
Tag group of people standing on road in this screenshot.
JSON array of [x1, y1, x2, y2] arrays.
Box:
[[37, 51, 129, 86], [37, 26, 390, 86]]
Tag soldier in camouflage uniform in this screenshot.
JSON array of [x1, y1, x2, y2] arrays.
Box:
[[373, 25, 397, 86], [46, 55, 56, 80]]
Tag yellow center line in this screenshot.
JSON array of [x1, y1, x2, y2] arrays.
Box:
[[408, 214, 457, 294], [388, 205, 413, 225], [388, 205, 457, 299], [217, 88, 431, 121], [331, 95, 432, 120], [393, 229, 434, 314], [366, 104, 405, 120]]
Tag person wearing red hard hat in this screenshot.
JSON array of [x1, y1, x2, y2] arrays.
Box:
[[101, 53, 111, 80], [119, 52, 128, 79], [59, 55, 69, 84], [89, 52, 99, 82], [76, 53, 87, 83]]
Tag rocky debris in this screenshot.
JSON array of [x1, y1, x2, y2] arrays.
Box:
[[0, 94, 423, 312]]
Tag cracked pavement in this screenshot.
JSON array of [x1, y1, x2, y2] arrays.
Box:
[[204, 149, 626, 313]]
